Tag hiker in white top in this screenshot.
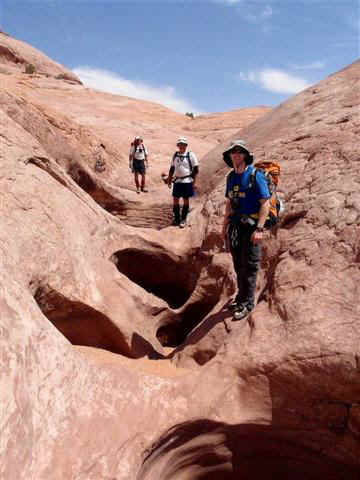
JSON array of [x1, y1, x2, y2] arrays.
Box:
[[167, 137, 199, 228], [129, 136, 149, 193]]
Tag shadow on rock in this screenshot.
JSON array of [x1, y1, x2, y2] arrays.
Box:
[[131, 332, 165, 359], [137, 419, 359, 480], [169, 303, 235, 363]]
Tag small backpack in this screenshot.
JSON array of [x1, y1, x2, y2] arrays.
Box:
[[249, 161, 284, 226], [131, 141, 146, 156], [172, 151, 194, 180], [172, 151, 193, 170]]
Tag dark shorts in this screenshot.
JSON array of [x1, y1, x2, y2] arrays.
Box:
[[172, 182, 194, 198], [133, 159, 146, 174]]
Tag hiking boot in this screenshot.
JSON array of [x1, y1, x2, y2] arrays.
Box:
[[227, 299, 239, 311], [227, 295, 244, 311], [233, 304, 252, 321], [141, 187, 148, 192], [179, 220, 186, 229], [136, 188, 140, 194]]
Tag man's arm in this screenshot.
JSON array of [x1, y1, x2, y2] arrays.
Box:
[[222, 198, 232, 250], [167, 166, 175, 188], [257, 197, 270, 228], [129, 147, 134, 169], [191, 166, 199, 186], [190, 152, 199, 186], [251, 198, 270, 244]]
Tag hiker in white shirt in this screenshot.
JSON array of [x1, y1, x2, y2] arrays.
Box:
[[167, 137, 199, 228], [129, 136, 149, 193]]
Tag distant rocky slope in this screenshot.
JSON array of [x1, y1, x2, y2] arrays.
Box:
[[0, 30, 269, 230], [184, 106, 271, 143], [0, 32, 359, 480], [0, 31, 81, 82]]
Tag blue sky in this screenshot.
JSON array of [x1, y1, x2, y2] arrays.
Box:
[[1, 0, 359, 113]]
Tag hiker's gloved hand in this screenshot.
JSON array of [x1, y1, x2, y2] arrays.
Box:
[[251, 230, 265, 244]]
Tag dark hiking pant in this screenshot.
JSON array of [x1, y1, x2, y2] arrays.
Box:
[[229, 223, 261, 310]]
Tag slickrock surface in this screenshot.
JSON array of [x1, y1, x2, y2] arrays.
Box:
[[0, 32, 269, 230], [0, 32, 359, 480], [76, 346, 189, 378], [184, 106, 271, 143], [0, 31, 81, 82]]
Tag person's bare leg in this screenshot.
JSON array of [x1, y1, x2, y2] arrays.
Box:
[[141, 173, 147, 192], [134, 172, 140, 192]]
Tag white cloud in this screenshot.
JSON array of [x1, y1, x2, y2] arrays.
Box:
[[72, 66, 200, 114], [292, 60, 326, 70], [212, 1, 273, 24], [213, 0, 243, 5], [239, 68, 311, 94], [262, 6, 273, 18], [243, 5, 273, 23]]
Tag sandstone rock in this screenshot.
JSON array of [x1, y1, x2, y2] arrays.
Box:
[[0, 46, 268, 231], [167, 60, 360, 475], [1, 33, 359, 480], [180, 59, 360, 366], [0, 31, 81, 82], [183, 106, 271, 143]]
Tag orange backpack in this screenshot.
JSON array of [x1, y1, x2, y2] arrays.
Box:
[[249, 161, 284, 225]]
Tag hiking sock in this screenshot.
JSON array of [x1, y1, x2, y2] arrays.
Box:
[[173, 205, 181, 224], [181, 205, 189, 221]]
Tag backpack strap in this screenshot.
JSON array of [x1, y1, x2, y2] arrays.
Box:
[[172, 152, 193, 169], [186, 151, 193, 172], [172, 151, 194, 182], [248, 167, 257, 190], [173, 151, 193, 170]]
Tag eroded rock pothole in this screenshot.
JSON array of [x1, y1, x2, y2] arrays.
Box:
[[33, 284, 131, 355], [68, 163, 128, 216], [110, 246, 226, 349], [110, 248, 202, 309]]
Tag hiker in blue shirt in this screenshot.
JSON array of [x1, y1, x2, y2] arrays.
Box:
[[222, 140, 271, 320]]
